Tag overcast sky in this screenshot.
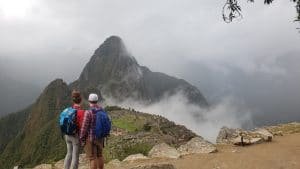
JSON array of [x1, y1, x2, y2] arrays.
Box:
[[0, 0, 299, 125]]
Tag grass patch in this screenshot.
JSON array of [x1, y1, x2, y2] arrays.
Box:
[[112, 119, 138, 132], [112, 115, 144, 132]]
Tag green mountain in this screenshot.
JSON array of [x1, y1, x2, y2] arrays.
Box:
[[0, 79, 71, 169], [0, 108, 30, 153], [0, 36, 207, 168], [0, 79, 196, 168]]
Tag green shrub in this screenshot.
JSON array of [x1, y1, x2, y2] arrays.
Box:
[[122, 143, 152, 160], [143, 123, 152, 132], [104, 106, 123, 111]]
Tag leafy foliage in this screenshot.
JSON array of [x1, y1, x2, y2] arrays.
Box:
[[297, 0, 300, 21], [223, 0, 300, 27], [222, 0, 243, 23]]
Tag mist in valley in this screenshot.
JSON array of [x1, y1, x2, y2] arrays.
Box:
[[105, 91, 254, 143]]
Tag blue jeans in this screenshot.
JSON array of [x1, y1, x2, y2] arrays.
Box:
[[64, 135, 79, 169]]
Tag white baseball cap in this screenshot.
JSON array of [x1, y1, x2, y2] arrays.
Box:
[[88, 93, 98, 102]]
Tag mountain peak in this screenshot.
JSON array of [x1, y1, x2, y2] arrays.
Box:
[[105, 35, 122, 43], [43, 79, 68, 93], [47, 78, 65, 86], [94, 35, 128, 57], [39, 78, 69, 103], [73, 36, 208, 107], [76, 36, 139, 87]]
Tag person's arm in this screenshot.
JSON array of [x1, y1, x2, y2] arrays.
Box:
[[79, 110, 90, 146]]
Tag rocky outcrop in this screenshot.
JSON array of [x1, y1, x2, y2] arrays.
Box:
[[177, 137, 217, 155], [33, 164, 52, 169], [264, 122, 300, 135], [216, 127, 274, 146], [254, 128, 273, 142], [107, 159, 121, 168], [54, 154, 89, 169], [103, 109, 196, 161], [130, 164, 176, 169], [148, 143, 180, 159], [217, 122, 300, 146], [232, 136, 264, 146], [53, 159, 63, 169], [33, 137, 218, 169], [78, 154, 89, 169], [123, 154, 149, 162], [216, 127, 240, 144], [33, 137, 217, 168]]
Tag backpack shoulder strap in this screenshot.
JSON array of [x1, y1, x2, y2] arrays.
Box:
[[90, 107, 101, 113]]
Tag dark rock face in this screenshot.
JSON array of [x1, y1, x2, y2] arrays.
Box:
[[72, 36, 208, 107], [77, 36, 139, 86]]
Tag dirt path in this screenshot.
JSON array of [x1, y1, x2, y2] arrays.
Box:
[[116, 133, 300, 169], [173, 133, 300, 169]]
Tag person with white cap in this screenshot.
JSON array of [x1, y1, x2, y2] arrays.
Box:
[[80, 93, 104, 169]]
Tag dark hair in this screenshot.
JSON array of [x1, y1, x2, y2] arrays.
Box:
[[71, 90, 81, 104], [72, 97, 82, 104]]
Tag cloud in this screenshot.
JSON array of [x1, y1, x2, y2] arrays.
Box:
[[105, 91, 253, 143], [178, 56, 300, 126]]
